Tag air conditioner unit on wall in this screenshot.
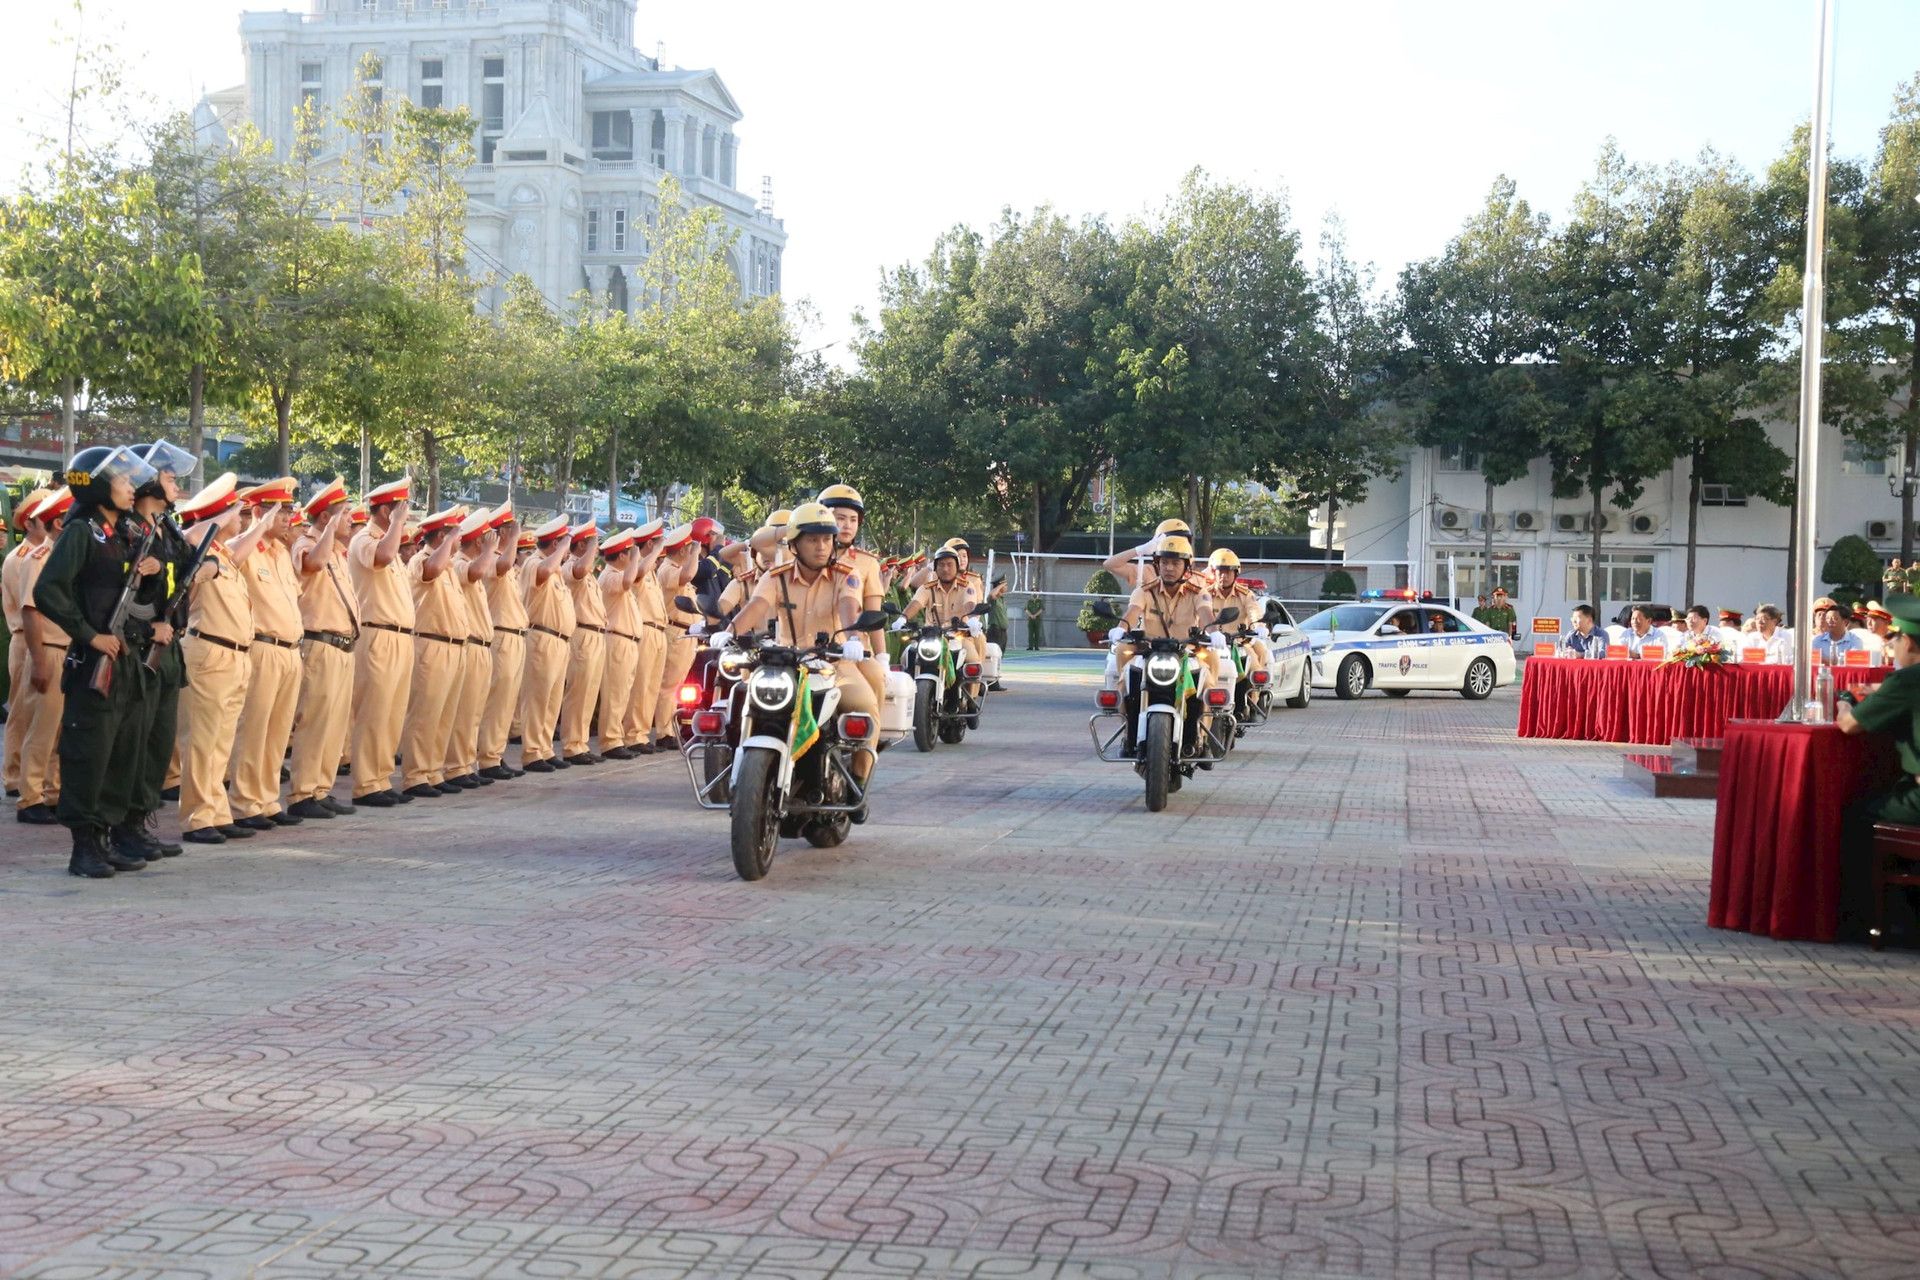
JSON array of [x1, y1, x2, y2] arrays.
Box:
[[1629, 512, 1658, 535], [1554, 513, 1580, 533], [1434, 508, 1466, 530], [1866, 519, 1894, 542], [1511, 511, 1542, 532], [1472, 512, 1504, 532]]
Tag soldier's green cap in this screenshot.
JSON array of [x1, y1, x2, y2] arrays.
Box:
[[1885, 593, 1920, 637]]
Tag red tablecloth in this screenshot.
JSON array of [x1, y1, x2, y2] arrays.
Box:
[[1516, 658, 1891, 744], [1708, 720, 1897, 941]]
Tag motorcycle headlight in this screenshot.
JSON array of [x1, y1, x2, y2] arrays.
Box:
[[717, 649, 751, 679], [748, 668, 795, 712], [917, 639, 941, 662], [1146, 653, 1180, 686]]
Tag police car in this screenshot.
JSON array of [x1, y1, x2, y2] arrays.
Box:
[[1253, 596, 1315, 708], [1300, 591, 1515, 700]]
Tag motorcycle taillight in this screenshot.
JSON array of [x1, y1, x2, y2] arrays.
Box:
[[678, 682, 702, 706], [693, 710, 725, 737]]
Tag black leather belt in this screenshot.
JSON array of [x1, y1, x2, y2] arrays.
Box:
[[365, 622, 413, 636], [304, 629, 355, 652], [643, 621, 667, 632], [418, 632, 465, 646], [610, 630, 639, 642], [530, 624, 572, 641], [188, 629, 249, 653], [254, 634, 298, 650], [577, 624, 606, 634], [494, 625, 526, 637]]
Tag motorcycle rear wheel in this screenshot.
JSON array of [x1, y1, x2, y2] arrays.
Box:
[[730, 751, 780, 881]]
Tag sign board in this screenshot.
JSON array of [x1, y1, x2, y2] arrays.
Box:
[[1742, 648, 1766, 664], [1845, 648, 1873, 667], [1532, 617, 1561, 635], [1607, 644, 1629, 659], [1532, 641, 1556, 657], [1640, 645, 1666, 661]]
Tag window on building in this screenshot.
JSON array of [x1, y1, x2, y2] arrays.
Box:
[[585, 209, 599, 253], [1565, 553, 1656, 606], [1435, 444, 1482, 473], [612, 208, 627, 253], [590, 110, 632, 161], [359, 56, 383, 109], [479, 56, 505, 163], [1699, 483, 1748, 507], [1842, 438, 1888, 476], [419, 59, 443, 108], [649, 111, 667, 167], [299, 62, 324, 110], [361, 0, 379, 12], [1432, 553, 1521, 603]]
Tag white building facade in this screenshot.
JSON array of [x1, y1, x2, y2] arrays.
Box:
[[200, 0, 785, 313], [1335, 413, 1910, 628]]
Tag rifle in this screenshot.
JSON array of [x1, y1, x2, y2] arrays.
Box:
[[89, 521, 158, 697], [144, 518, 218, 672]]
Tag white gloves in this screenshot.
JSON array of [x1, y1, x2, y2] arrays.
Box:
[[1254, 623, 1270, 638], [966, 617, 984, 636], [841, 637, 866, 663], [1208, 631, 1227, 648], [710, 630, 732, 649], [890, 616, 909, 631], [1108, 626, 1128, 644]]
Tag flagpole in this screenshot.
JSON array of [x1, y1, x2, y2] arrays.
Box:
[[1786, 0, 1835, 722]]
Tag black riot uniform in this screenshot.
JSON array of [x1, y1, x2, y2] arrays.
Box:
[[123, 506, 190, 846], [31, 499, 155, 875]]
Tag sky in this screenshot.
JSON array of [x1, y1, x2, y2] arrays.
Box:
[[4, 0, 1917, 364]]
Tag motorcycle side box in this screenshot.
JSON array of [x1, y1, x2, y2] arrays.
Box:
[[982, 642, 1003, 680], [881, 669, 916, 736]]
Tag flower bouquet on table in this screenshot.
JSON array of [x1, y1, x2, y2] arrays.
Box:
[[1663, 637, 1730, 669]]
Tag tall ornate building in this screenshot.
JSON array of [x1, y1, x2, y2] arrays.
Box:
[[197, 0, 785, 314]]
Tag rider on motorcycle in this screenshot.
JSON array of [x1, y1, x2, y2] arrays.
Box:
[[1207, 549, 1270, 672], [718, 502, 879, 786], [1102, 518, 1193, 590], [715, 524, 782, 616], [1111, 535, 1217, 756], [898, 547, 986, 697], [819, 484, 888, 707]]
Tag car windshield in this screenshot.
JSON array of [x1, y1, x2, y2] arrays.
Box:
[[1298, 605, 1389, 633]]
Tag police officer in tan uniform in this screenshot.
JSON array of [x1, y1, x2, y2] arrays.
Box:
[[286, 479, 357, 820], [399, 505, 469, 798], [477, 519, 529, 781], [727, 502, 879, 790], [347, 479, 415, 807], [228, 478, 305, 831], [623, 520, 668, 753], [7, 489, 70, 825], [1206, 548, 1270, 671], [900, 546, 987, 695], [3, 487, 54, 804], [558, 521, 607, 766], [519, 516, 578, 772], [176, 474, 273, 844], [443, 508, 502, 789], [819, 485, 889, 707], [595, 529, 645, 759], [1114, 535, 1216, 758], [649, 524, 700, 749]]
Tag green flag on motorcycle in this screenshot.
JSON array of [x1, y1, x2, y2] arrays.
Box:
[[1175, 654, 1195, 705], [790, 669, 821, 761]]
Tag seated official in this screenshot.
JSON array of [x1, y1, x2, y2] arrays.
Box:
[[1622, 607, 1676, 657], [1560, 605, 1609, 659], [1678, 605, 1730, 655], [1812, 600, 1865, 664], [1740, 604, 1793, 663]]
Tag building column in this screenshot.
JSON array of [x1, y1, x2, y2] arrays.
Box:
[[660, 108, 683, 173]]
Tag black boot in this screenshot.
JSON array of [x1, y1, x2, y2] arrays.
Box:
[[68, 827, 114, 879], [110, 820, 164, 864], [135, 811, 183, 857], [99, 827, 146, 872]]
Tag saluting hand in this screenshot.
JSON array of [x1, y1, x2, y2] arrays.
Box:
[[89, 634, 124, 660]]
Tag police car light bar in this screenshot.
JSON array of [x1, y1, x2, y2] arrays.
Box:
[[1361, 588, 1418, 601]]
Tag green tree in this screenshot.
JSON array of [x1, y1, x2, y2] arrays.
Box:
[[1822, 533, 1885, 603]]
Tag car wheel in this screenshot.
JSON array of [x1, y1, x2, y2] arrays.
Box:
[[1285, 661, 1310, 709], [1335, 655, 1368, 701], [1462, 657, 1495, 700]]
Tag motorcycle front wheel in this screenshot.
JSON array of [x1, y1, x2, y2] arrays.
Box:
[[730, 750, 781, 881], [1144, 714, 1172, 812], [913, 682, 938, 752]]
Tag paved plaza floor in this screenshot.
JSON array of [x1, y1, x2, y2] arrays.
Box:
[[2, 654, 1917, 1279]]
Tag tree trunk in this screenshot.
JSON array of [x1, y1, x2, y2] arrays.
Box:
[[556, 430, 575, 512], [359, 424, 371, 497], [274, 388, 293, 477], [1482, 478, 1495, 599], [607, 432, 620, 526], [1685, 443, 1701, 608], [61, 378, 76, 459], [1183, 473, 1199, 534], [652, 485, 672, 525], [422, 431, 442, 514], [1905, 328, 1920, 565], [1033, 487, 1044, 554], [187, 362, 207, 488], [1324, 496, 1337, 568], [1589, 480, 1604, 617]]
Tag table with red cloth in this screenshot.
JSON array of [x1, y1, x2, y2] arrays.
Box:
[[1515, 657, 1891, 744], [1709, 719, 1898, 941]]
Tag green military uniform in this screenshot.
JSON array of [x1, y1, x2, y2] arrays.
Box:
[[1841, 593, 1920, 940], [1025, 593, 1045, 650], [1473, 599, 1517, 634], [126, 509, 189, 821]]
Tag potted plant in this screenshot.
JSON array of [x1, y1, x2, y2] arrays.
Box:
[[1078, 569, 1123, 646], [1321, 569, 1357, 602]]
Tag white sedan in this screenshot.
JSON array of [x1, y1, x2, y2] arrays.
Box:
[[1300, 600, 1516, 700], [1254, 598, 1315, 708]]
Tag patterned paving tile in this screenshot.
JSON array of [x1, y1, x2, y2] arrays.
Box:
[[3, 658, 1918, 1278]]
